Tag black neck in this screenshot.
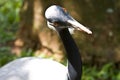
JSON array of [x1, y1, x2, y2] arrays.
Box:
[[58, 28, 82, 80]]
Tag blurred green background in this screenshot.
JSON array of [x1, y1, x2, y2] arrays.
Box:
[[0, 0, 120, 80]]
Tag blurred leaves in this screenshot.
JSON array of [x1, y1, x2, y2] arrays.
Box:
[[0, 0, 22, 43], [0, 0, 22, 66], [82, 63, 120, 80]]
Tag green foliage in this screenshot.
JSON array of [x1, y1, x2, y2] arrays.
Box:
[[0, 0, 22, 43], [0, 0, 22, 66], [82, 63, 120, 80]]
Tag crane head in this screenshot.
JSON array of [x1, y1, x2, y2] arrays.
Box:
[[45, 5, 92, 34]]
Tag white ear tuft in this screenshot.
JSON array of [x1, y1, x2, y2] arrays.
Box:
[[68, 28, 75, 34]]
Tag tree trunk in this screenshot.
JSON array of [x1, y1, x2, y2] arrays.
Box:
[[12, 0, 64, 62]]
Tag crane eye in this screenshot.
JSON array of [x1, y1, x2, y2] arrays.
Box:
[[62, 8, 68, 13]]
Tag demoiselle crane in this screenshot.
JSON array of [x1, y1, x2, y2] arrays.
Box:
[[0, 5, 92, 80]]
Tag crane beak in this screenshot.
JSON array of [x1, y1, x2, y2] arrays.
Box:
[[67, 19, 92, 34]]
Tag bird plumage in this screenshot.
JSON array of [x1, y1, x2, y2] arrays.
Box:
[[0, 5, 92, 80], [0, 57, 67, 80]]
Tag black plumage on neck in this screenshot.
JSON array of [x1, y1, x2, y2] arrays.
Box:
[[58, 28, 82, 80]]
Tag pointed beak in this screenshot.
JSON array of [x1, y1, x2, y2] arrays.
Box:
[[67, 19, 92, 34]]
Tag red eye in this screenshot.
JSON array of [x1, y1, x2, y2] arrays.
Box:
[[62, 8, 67, 13]]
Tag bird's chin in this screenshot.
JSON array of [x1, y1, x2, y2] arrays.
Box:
[[47, 22, 64, 32], [47, 21, 56, 31], [47, 21, 70, 31]]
